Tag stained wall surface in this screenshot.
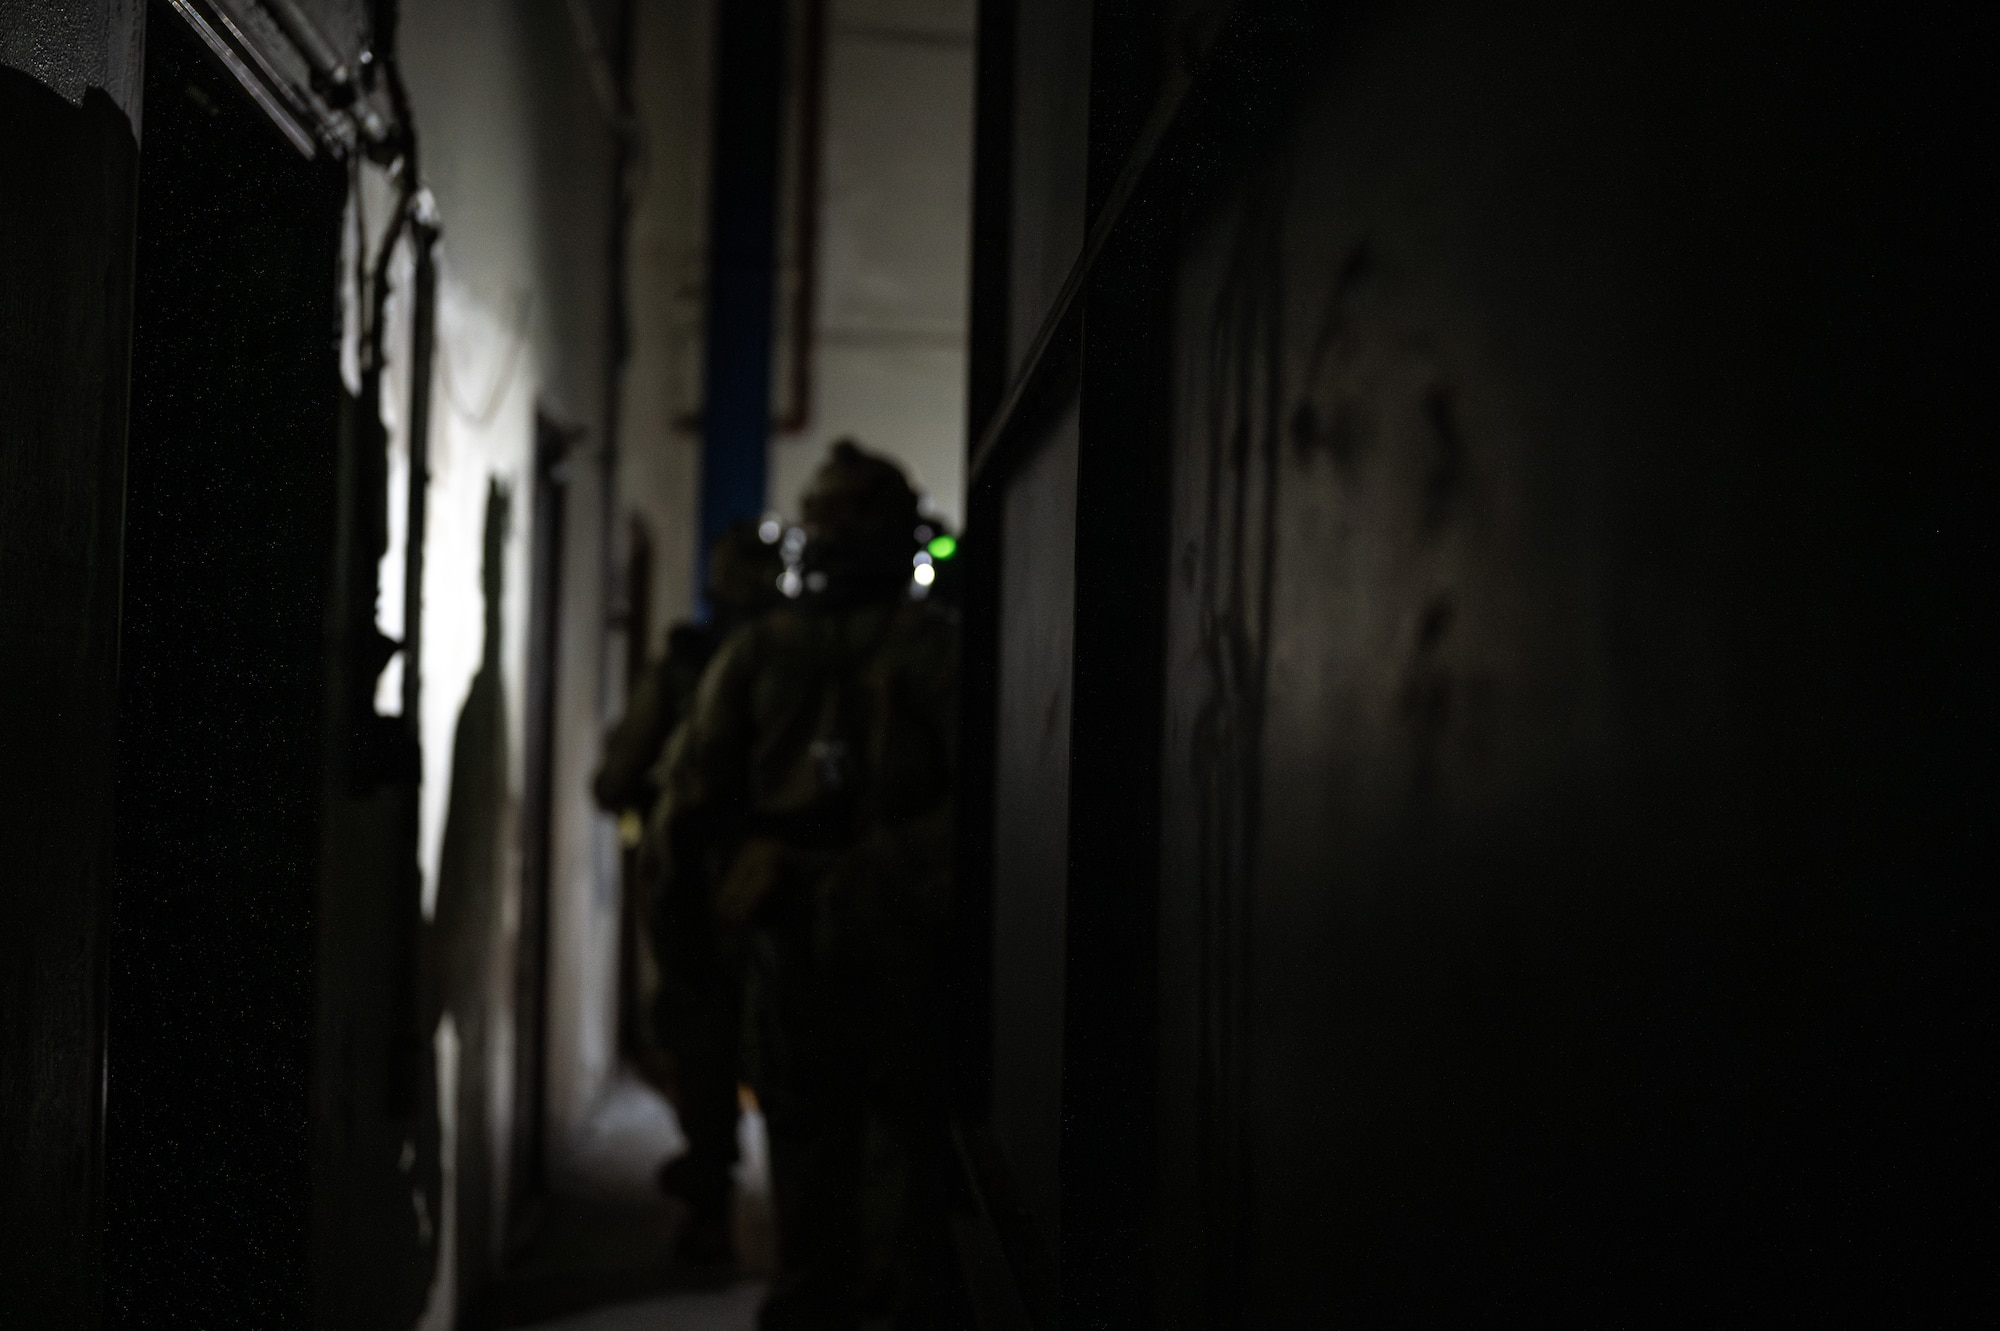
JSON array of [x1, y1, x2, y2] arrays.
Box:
[[1150, 3, 1990, 1321]]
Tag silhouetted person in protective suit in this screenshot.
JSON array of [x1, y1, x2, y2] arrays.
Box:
[[654, 441, 960, 1327], [593, 518, 783, 1265]]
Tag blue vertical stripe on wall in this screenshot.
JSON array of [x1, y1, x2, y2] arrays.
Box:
[[698, 0, 787, 615]]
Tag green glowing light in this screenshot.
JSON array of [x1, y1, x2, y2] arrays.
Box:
[[927, 534, 957, 560]]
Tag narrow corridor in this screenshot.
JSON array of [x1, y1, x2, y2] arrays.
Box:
[[3, 2, 1987, 1326]]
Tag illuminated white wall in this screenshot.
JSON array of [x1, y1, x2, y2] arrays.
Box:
[[390, 0, 630, 1316]]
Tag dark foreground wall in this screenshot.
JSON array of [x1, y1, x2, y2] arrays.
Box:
[[967, 1, 1992, 1323], [105, 16, 347, 1325], [1154, 4, 1990, 1320], [0, 57, 139, 1331]]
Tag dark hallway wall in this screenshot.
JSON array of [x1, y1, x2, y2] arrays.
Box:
[[966, 1, 1993, 1323], [1155, 9, 1987, 1318], [989, 407, 1080, 1257], [0, 64, 138, 1331], [106, 17, 347, 1325]]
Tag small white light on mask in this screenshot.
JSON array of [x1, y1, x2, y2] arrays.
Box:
[[780, 570, 802, 598], [758, 516, 782, 544], [913, 550, 932, 567], [913, 563, 936, 587]]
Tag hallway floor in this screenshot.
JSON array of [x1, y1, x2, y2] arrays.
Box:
[[468, 1075, 779, 1330], [518, 1283, 766, 1331]]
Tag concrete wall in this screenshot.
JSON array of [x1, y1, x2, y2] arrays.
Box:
[[969, 0, 1989, 1320], [1148, 2, 1989, 1320], [0, 7, 144, 1325]]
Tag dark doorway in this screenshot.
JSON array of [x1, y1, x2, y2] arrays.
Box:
[[106, 10, 347, 1327], [510, 410, 576, 1234]]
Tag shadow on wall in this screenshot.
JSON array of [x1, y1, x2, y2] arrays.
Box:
[[428, 477, 515, 1314]]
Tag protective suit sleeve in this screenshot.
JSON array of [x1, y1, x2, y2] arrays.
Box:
[[592, 657, 673, 813]]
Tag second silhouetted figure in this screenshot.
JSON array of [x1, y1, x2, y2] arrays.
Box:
[[653, 440, 960, 1328]]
